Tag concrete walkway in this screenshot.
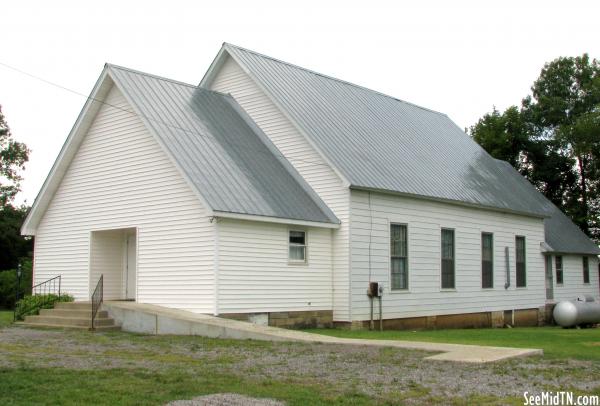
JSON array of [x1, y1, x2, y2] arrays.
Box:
[[104, 301, 543, 363]]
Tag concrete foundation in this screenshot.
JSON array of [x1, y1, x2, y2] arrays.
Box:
[[106, 301, 546, 334], [220, 310, 333, 328], [334, 308, 545, 330]]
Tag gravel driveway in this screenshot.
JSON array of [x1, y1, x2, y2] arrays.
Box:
[[1, 326, 599, 405]]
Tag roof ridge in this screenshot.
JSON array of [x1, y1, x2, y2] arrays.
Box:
[[105, 63, 233, 98], [223, 43, 447, 117]]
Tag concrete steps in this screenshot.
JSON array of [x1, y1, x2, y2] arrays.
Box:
[[39, 308, 109, 318], [20, 302, 120, 331]]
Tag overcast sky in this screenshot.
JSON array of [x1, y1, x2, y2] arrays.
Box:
[[2, 0, 599, 205]]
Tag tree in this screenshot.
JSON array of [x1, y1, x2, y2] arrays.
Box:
[[1, 105, 30, 207], [470, 106, 529, 170], [0, 205, 33, 270], [471, 54, 600, 242], [0, 105, 32, 272], [525, 54, 600, 238]]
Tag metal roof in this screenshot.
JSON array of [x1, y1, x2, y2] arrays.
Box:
[[221, 43, 550, 218], [107, 64, 338, 225], [494, 160, 600, 255]]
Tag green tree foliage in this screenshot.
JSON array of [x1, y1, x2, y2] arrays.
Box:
[[470, 106, 529, 169], [0, 105, 33, 275], [0, 205, 33, 270], [0, 258, 32, 309], [470, 54, 600, 241], [0, 105, 30, 207]]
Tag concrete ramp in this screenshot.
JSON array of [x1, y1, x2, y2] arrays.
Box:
[[103, 301, 543, 363]]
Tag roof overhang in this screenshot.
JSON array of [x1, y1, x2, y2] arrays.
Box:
[[213, 211, 340, 229], [21, 67, 113, 236], [350, 186, 549, 220]]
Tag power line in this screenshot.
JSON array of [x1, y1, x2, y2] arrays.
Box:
[[0, 60, 335, 170]]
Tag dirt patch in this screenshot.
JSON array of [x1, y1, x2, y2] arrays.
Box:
[[586, 342, 600, 347], [165, 393, 285, 406]]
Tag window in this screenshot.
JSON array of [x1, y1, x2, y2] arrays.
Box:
[[390, 224, 408, 290], [481, 233, 493, 288], [289, 230, 306, 262], [441, 229, 455, 289], [555, 256, 563, 285], [515, 236, 526, 287], [583, 257, 590, 284]]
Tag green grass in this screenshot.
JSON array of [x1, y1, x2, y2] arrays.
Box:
[[0, 367, 365, 406], [0, 330, 377, 406], [304, 326, 600, 360], [0, 310, 13, 328], [2, 324, 599, 405]]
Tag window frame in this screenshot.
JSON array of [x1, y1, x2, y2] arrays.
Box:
[[288, 229, 307, 264], [555, 255, 563, 286], [583, 256, 590, 284], [390, 223, 409, 291], [481, 232, 494, 289], [441, 228, 456, 290], [515, 236, 526, 288]]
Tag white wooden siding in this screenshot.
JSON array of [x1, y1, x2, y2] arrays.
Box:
[[350, 190, 547, 320], [89, 229, 124, 300], [34, 85, 215, 313], [208, 55, 350, 320], [216, 218, 333, 313], [552, 255, 599, 301]]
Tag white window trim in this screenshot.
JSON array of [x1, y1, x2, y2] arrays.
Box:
[[515, 235, 527, 288], [288, 229, 308, 265], [389, 222, 409, 292], [440, 227, 456, 290], [481, 232, 494, 290]]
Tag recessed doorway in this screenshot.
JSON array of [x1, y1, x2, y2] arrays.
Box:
[[90, 228, 137, 301]]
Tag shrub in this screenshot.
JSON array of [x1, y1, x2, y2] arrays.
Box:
[[14, 293, 74, 320], [0, 259, 33, 309]]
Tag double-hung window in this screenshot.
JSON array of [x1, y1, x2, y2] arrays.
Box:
[[289, 230, 307, 262], [390, 224, 408, 290], [441, 229, 455, 289], [481, 233, 493, 288], [555, 256, 563, 285], [515, 236, 526, 287], [583, 257, 590, 284]]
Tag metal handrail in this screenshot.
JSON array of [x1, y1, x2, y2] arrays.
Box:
[[14, 275, 62, 321], [91, 274, 103, 331]]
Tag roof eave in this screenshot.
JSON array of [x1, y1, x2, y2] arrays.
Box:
[[350, 185, 549, 219], [542, 250, 600, 256], [21, 66, 114, 236], [213, 210, 340, 229], [199, 44, 229, 88]]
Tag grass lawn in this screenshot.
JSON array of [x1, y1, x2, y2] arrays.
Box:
[[1, 324, 599, 405], [0, 310, 13, 328], [305, 326, 600, 361]]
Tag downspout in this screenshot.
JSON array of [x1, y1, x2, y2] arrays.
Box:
[[211, 217, 220, 316], [504, 246, 511, 289]]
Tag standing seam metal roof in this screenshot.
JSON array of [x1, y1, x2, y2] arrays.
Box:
[[494, 160, 600, 255], [223, 43, 550, 218], [107, 64, 338, 225]]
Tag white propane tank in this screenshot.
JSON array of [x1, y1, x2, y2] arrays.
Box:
[[553, 297, 600, 327]]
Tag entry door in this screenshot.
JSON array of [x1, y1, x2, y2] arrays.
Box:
[[545, 255, 553, 300], [125, 233, 137, 300]]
